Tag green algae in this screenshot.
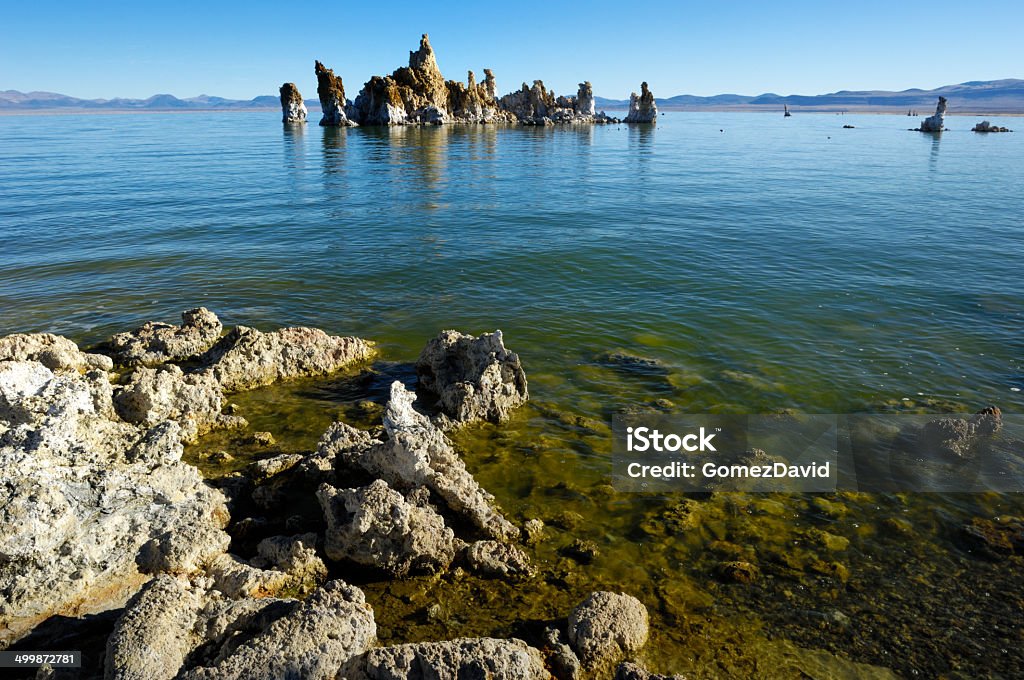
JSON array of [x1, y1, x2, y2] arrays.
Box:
[[184, 352, 1024, 679]]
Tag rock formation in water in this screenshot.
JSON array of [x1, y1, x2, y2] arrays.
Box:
[[310, 34, 633, 126], [315, 60, 355, 127], [625, 82, 658, 123], [972, 120, 1013, 133], [917, 96, 947, 132], [416, 329, 529, 426], [279, 83, 307, 123]]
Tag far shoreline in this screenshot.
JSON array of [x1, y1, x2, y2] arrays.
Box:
[[2, 108, 1022, 117]]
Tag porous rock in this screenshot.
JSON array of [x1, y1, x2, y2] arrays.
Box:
[[918, 406, 1001, 459], [415, 329, 528, 425], [202, 325, 374, 392], [567, 592, 649, 674], [0, 360, 228, 646], [0, 333, 113, 373], [317, 479, 457, 577], [465, 540, 535, 578], [341, 637, 550, 680], [103, 575, 205, 680], [106, 578, 374, 680], [182, 580, 375, 680], [113, 364, 242, 443], [327, 381, 518, 540], [105, 307, 223, 366]]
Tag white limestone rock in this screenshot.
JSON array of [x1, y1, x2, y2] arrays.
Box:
[[0, 360, 229, 646], [415, 329, 528, 425], [568, 592, 650, 675], [317, 479, 457, 577], [105, 307, 223, 366], [341, 637, 550, 680], [326, 381, 519, 541]]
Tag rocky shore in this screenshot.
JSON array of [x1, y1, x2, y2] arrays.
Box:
[[283, 34, 656, 127], [0, 310, 670, 679]]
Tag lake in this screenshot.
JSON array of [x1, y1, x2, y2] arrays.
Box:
[[2, 110, 1022, 677]]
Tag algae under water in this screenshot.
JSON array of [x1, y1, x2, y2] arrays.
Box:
[[3, 111, 1024, 677]]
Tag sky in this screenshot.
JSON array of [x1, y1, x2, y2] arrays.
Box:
[[2, 1, 1021, 101]]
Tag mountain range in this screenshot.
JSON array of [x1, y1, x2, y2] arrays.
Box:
[[2, 79, 1022, 113]]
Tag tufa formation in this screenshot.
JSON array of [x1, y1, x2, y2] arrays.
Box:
[[290, 34, 656, 127]]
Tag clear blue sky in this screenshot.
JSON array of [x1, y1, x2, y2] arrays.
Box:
[[2, 1, 1021, 100]]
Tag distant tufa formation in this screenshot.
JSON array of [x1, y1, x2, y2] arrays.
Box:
[[281, 34, 656, 127], [624, 82, 658, 123], [972, 120, 1013, 133], [279, 83, 306, 123], [915, 96, 948, 132]]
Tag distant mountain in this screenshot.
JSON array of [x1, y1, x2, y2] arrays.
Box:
[[0, 90, 280, 111], [3, 79, 1022, 113], [595, 79, 1024, 113]]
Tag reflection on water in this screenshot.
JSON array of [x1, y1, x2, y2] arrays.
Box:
[[927, 130, 942, 172]]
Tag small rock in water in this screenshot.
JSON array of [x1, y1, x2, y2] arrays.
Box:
[[715, 560, 760, 584], [563, 539, 601, 564], [250, 431, 276, 447]]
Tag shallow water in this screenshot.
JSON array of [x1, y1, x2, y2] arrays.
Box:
[[2, 111, 1024, 677]]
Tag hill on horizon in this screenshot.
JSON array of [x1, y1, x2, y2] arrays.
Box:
[[2, 79, 1022, 113]]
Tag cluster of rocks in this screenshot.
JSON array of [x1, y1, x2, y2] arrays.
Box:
[[972, 120, 1013, 133], [2, 310, 679, 677], [0, 309, 374, 647], [282, 34, 655, 127]]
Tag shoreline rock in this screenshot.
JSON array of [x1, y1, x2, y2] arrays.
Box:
[[105, 307, 223, 367]]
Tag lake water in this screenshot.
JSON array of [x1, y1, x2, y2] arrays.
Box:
[[2, 111, 1023, 678]]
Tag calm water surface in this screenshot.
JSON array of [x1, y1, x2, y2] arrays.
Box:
[[2, 111, 1023, 678]]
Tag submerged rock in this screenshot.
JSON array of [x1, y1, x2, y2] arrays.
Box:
[[615, 661, 686, 680], [317, 479, 457, 577], [202, 325, 374, 391], [342, 637, 550, 680], [918, 406, 1001, 459], [465, 540, 535, 578], [105, 307, 223, 367], [329, 381, 519, 540], [279, 82, 307, 124], [416, 329, 528, 425], [567, 592, 649, 675], [624, 82, 658, 124], [0, 360, 228, 646], [0, 333, 112, 373], [917, 96, 947, 132], [316, 60, 356, 127]]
